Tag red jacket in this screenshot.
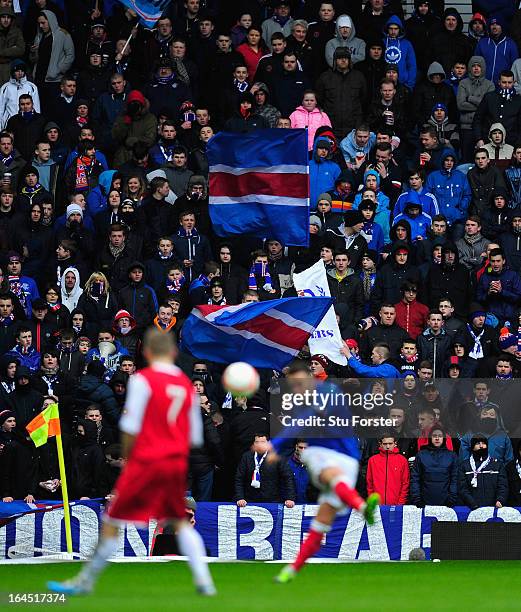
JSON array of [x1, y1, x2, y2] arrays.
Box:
[[366, 447, 410, 505], [394, 299, 429, 339]]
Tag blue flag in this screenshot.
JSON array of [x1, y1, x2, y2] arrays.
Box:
[[115, 0, 170, 27], [208, 129, 309, 247], [180, 297, 332, 371]]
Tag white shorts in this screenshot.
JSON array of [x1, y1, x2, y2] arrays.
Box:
[[300, 446, 359, 511]]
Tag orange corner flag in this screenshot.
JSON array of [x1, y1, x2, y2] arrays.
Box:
[[26, 402, 61, 447]]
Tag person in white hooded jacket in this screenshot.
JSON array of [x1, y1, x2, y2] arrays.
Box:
[[60, 266, 83, 312], [0, 59, 40, 129], [325, 14, 365, 68]]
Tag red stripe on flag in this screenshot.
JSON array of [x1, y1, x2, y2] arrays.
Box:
[[210, 172, 308, 198], [233, 313, 310, 350]]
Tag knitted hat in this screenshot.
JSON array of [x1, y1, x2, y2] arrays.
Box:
[[0, 409, 14, 426], [344, 209, 364, 226], [432, 102, 448, 114], [469, 303, 486, 320], [362, 249, 378, 264], [6, 250, 21, 262], [315, 138, 331, 150], [311, 354, 329, 369], [317, 192, 332, 204], [499, 327, 517, 350], [448, 356, 461, 370], [10, 59, 26, 76], [66, 203, 83, 219], [470, 12, 486, 26], [127, 90, 145, 105], [488, 16, 505, 29], [470, 434, 488, 448], [334, 47, 351, 60], [309, 214, 322, 229]]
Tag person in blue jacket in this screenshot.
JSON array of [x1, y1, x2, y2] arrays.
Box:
[[341, 342, 401, 378], [425, 150, 471, 232], [353, 170, 391, 243], [394, 167, 439, 220], [309, 137, 341, 206], [287, 440, 310, 504], [475, 16, 519, 84], [359, 198, 385, 254], [409, 426, 458, 507], [392, 192, 432, 241], [383, 15, 417, 91], [86, 170, 121, 217]]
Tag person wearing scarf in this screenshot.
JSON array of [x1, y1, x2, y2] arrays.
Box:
[[310, 354, 329, 380], [459, 436, 508, 510], [248, 260, 274, 292], [152, 303, 177, 333]]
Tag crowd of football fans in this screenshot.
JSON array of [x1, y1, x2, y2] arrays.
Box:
[[2, 0, 521, 509]]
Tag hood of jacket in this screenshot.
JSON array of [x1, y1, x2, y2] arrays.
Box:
[[488, 122, 506, 143], [61, 266, 83, 299], [427, 61, 446, 81], [186, 174, 208, 199], [403, 190, 423, 213], [98, 170, 118, 197], [363, 168, 380, 188], [383, 15, 405, 38], [468, 55, 486, 80], [441, 240, 460, 267], [327, 266, 355, 280], [488, 186, 510, 209], [42, 10, 60, 34], [389, 221, 412, 243], [442, 7, 464, 34], [335, 14, 356, 41]]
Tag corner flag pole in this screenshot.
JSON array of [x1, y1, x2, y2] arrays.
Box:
[[26, 402, 73, 554], [55, 425, 73, 554]]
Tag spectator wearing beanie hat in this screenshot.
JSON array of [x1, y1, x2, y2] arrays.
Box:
[[475, 17, 518, 84], [309, 137, 341, 206], [313, 192, 340, 232], [18, 165, 51, 210], [468, 13, 487, 43], [477, 326, 521, 378], [326, 209, 367, 270], [310, 354, 329, 380], [112, 90, 157, 167], [427, 102, 460, 150]]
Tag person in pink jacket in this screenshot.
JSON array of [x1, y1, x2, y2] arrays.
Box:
[[289, 91, 332, 150]]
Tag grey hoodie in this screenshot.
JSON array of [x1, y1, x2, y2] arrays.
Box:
[[457, 55, 495, 130], [30, 10, 74, 83], [325, 14, 366, 68]]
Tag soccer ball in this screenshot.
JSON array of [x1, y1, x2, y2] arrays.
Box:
[[222, 362, 260, 398]]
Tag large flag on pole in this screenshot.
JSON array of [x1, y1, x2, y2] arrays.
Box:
[[293, 260, 347, 366], [180, 297, 332, 370], [208, 129, 309, 246], [115, 0, 170, 27]]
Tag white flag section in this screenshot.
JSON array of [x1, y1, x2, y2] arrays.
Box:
[[293, 260, 347, 365]]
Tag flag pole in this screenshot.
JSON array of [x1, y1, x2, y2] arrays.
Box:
[[118, 24, 138, 61], [55, 431, 73, 554]]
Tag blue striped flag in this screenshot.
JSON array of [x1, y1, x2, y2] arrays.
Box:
[[115, 0, 170, 27], [180, 297, 332, 371], [208, 129, 309, 246]]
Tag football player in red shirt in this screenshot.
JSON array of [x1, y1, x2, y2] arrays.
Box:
[[48, 329, 216, 596]]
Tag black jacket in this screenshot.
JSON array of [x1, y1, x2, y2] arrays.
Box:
[[326, 268, 364, 324], [458, 456, 508, 508], [410, 444, 458, 506], [234, 450, 296, 503], [190, 410, 224, 477], [361, 323, 409, 360], [473, 90, 521, 145], [316, 65, 367, 139], [429, 9, 474, 74]]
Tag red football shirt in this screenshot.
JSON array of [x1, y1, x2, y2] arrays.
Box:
[[119, 362, 202, 462]]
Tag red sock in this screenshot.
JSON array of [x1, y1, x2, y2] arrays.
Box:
[[292, 529, 323, 571], [333, 480, 364, 510]]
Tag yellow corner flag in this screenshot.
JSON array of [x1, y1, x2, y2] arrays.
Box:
[[26, 402, 72, 554], [26, 402, 61, 447]]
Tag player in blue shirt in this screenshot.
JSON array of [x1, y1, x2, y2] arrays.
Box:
[[270, 361, 379, 583]]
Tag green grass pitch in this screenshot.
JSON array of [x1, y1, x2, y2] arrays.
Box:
[[1, 561, 520, 611]]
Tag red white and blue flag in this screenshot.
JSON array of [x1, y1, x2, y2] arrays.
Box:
[[208, 129, 309, 246], [114, 0, 170, 27], [180, 297, 332, 370]]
